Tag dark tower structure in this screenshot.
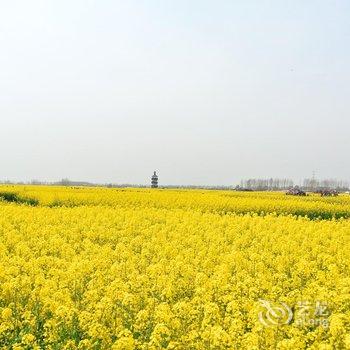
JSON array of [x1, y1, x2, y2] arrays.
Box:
[[151, 171, 158, 188]]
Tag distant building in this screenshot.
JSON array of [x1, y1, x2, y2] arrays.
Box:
[[151, 171, 158, 188]]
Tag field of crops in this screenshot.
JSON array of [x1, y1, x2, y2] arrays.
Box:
[[0, 186, 349, 349]]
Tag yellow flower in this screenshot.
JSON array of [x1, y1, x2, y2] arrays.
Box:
[[0, 185, 349, 348], [1, 308, 12, 320], [21, 333, 36, 345]]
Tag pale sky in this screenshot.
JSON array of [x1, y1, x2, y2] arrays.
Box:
[[0, 0, 349, 186]]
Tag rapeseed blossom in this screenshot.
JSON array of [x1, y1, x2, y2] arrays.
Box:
[[0, 186, 349, 349]]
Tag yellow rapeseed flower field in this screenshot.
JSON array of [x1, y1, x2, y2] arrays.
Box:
[[0, 186, 349, 349]]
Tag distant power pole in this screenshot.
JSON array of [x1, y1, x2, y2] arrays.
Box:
[[311, 170, 317, 191], [151, 171, 158, 188]]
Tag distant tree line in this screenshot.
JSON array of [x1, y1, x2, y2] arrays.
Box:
[[1, 177, 349, 192], [238, 178, 350, 192], [302, 178, 349, 192], [239, 178, 294, 191]]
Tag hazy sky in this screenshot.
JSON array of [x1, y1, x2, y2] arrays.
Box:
[[1, 0, 349, 185]]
